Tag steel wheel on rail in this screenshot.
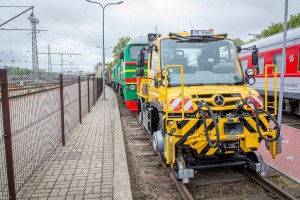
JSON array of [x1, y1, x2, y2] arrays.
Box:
[[153, 113, 167, 164], [138, 102, 143, 124]]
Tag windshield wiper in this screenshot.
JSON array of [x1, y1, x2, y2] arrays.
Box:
[[186, 83, 204, 86], [231, 81, 244, 85]]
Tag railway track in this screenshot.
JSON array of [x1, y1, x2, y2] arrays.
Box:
[[239, 168, 297, 200], [117, 93, 300, 200], [173, 167, 299, 200], [282, 115, 300, 129]]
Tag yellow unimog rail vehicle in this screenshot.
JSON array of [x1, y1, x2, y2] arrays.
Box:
[[136, 30, 281, 183]]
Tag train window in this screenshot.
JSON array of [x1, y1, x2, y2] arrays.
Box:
[[273, 53, 285, 73], [258, 56, 264, 74], [241, 59, 248, 72], [130, 46, 149, 59]]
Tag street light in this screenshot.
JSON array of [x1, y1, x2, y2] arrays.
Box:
[[96, 46, 112, 51], [96, 46, 113, 65], [96, 46, 112, 69], [86, 0, 123, 100]]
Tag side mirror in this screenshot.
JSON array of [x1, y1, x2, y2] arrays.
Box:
[[119, 52, 124, 60], [252, 46, 258, 66], [245, 76, 256, 85], [237, 46, 242, 53], [137, 50, 145, 68], [136, 68, 144, 77]]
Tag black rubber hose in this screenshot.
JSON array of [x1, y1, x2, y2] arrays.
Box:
[[199, 102, 220, 148], [246, 99, 280, 142]]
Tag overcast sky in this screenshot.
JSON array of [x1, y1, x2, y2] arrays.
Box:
[[0, 0, 299, 73]]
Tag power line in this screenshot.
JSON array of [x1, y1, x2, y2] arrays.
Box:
[[0, 28, 47, 31], [38, 52, 81, 73], [0, 6, 33, 27]]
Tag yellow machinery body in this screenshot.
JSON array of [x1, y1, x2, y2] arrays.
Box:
[[136, 31, 280, 182]]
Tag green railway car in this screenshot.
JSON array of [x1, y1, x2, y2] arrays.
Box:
[[111, 37, 149, 112]]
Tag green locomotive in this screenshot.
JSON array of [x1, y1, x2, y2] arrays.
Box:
[[110, 36, 149, 112]]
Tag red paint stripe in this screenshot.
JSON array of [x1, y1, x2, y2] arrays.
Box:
[[125, 78, 137, 83], [125, 100, 138, 113], [255, 73, 300, 78], [247, 96, 262, 108], [124, 62, 148, 66], [169, 99, 175, 105], [173, 100, 183, 111]]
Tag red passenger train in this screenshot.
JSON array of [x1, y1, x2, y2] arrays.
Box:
[[239, 27, 300, 115]]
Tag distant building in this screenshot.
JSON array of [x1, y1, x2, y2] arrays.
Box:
[[95, 62, 102, 78]]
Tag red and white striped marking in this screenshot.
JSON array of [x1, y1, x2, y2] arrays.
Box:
[[246, 96, 263, 108], [162, 98, 193, 111]]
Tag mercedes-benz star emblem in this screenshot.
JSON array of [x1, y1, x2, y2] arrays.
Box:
[[214, 95, 224, 106]]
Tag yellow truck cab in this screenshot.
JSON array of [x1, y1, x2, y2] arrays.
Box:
[[136, 30, 281, 183]]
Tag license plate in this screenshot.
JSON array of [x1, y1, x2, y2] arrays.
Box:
[[224, 122, 243, 135], [191, 30, 214, 36]]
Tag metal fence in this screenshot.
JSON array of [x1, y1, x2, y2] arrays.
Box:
[[0, 69, 103, 200]]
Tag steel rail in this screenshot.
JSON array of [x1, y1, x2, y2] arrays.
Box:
[[135, 111, 194, 200], [240, 168, 297, 200], [169, 171, 194, 200]]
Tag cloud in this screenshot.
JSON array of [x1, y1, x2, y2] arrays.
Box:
[[0, 0, 299, 73]]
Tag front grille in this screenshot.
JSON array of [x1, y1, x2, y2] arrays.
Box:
[[192, 93, 240, 99], [192, 93, 242, 109]]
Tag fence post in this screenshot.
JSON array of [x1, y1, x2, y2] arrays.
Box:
[[78, 76, 82, 124], [99, 78, 103, 97], [87, 76, 90, 113], [0, 69, 16, 200], [59, 74, 65, 146], [97, 78, 100, 100], [93, 75, 95, 106]]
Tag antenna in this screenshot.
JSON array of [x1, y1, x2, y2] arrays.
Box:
[[190, 21, 194, 30]]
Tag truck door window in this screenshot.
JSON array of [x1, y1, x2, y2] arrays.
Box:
[[241, 59, 248, 72], [151, 48, 158, 71]]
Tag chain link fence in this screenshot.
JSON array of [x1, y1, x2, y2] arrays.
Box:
[[0, 69, 102, 199]]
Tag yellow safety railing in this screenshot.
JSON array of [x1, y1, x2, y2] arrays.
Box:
[[164, 65, 185, 120], [264, 64, 277, 115]]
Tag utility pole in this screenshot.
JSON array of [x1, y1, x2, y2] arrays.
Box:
[[278, 0, 288, 126], [48, 45, 52, 72], [28, 12, 39, 83], [38, 52, 81, 73]]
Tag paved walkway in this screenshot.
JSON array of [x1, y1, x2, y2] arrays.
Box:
[[259, 124, 300, 183], [19, 87, 132, 200]]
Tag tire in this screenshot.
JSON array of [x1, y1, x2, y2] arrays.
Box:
[[138, 101, 143, 124], [157, 113, 167, 164]]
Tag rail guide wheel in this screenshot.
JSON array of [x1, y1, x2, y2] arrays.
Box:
[[173, 156, 194, 183], [153, 114, 167, 163], [138, 107, 142, 123], [246, 151, 269, 176]]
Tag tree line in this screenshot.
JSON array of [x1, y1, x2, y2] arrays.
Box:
[[232, 13, 300, 46], [107, 13, 300, 68]]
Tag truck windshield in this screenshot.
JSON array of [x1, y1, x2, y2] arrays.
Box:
[[160, 38, 244, 86]]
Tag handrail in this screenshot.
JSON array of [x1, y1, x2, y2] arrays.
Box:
[[264, 64, 277, 115], [164, 65, 184, 120]]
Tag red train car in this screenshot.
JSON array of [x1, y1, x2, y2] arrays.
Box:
[[239, 27, 300, 115]]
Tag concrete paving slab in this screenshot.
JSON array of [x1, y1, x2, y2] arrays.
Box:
[[18, 87, 132, 200]]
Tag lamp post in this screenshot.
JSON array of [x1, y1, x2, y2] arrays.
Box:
[[96, 46, 112, 74], [86, 0, 123, 100]]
